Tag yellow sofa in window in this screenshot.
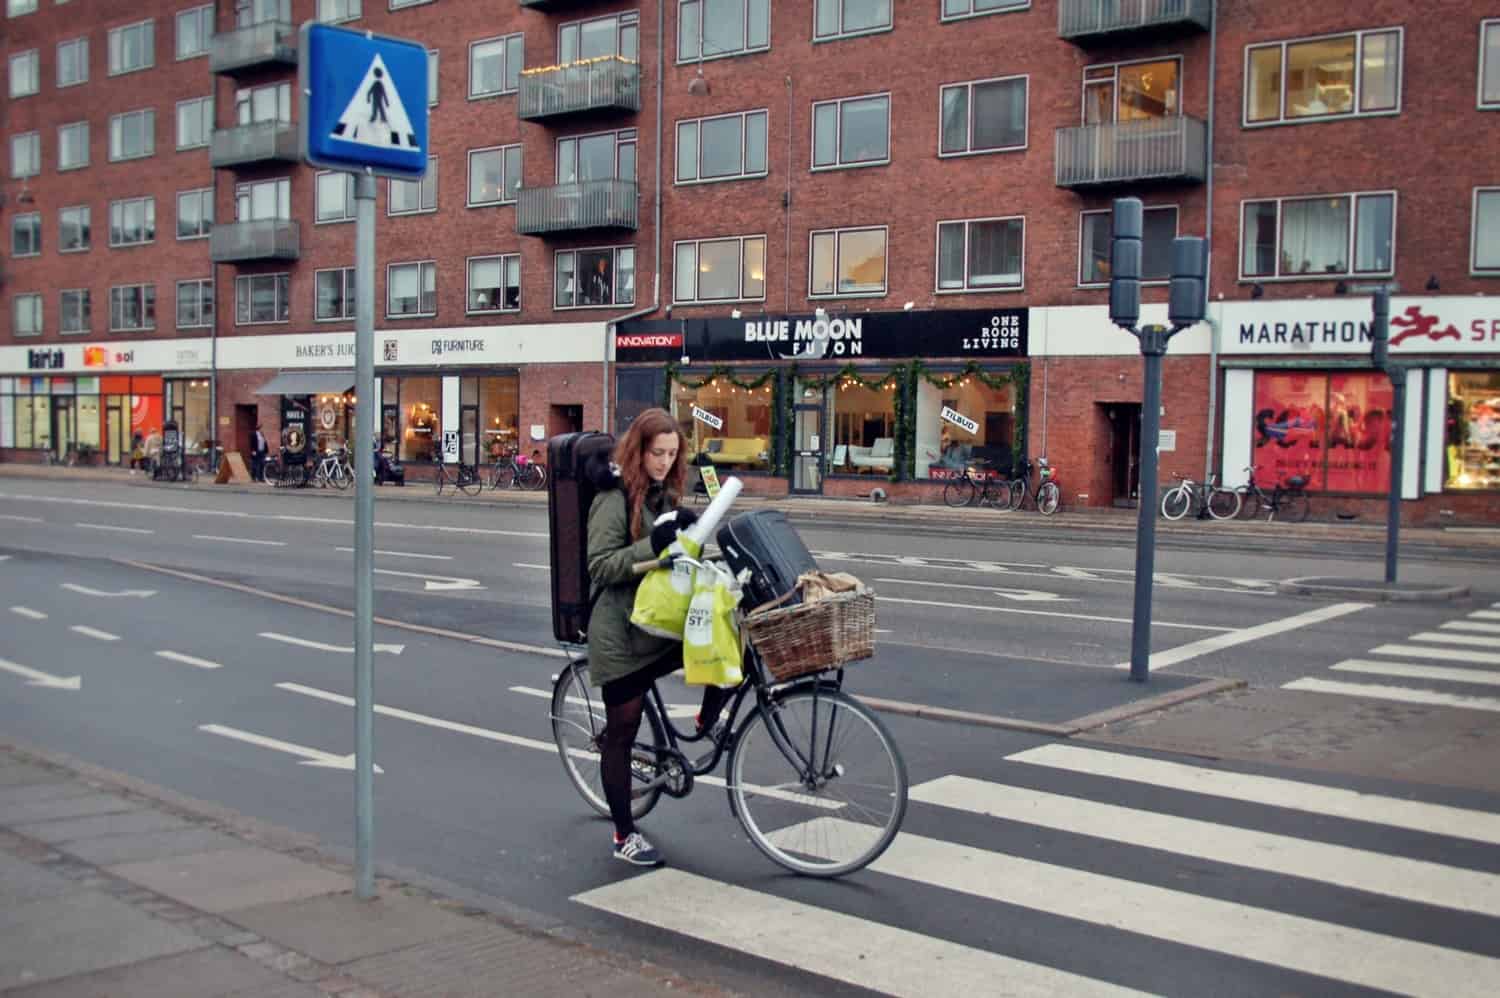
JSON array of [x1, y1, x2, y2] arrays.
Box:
[[704, 436, 768, 466]]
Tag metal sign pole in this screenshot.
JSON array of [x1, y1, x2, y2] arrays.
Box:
[[353, 169, 377, 900]]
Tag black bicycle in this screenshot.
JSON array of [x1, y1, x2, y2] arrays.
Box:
[[550, 556, 908, 878], [1007, 457, 1062, 515], [433, 460, 482, 496], [1236, 466, 1311, 522], [940, 460, 1010, 509]]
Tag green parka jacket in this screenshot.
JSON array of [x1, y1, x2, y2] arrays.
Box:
[[586, 481, 679, 688]]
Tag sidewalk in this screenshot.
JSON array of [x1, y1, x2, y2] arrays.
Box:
[[0, 739, 721, 998]]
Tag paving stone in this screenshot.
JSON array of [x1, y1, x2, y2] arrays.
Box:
[[0, 850, 80, 903], [0, 891, 207, 991], [63, 826, 244, 868], [0, 781, 99, 805], [19, 810, 192, 845], [0, 794, 142, 828], [228, 891, 476, 967], [2, 945, 296, 998], [107, 847, 348, 914], [0, 763, 70, 788]]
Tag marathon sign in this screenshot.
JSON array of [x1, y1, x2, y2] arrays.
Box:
[[1221, 298, 1500, 355]]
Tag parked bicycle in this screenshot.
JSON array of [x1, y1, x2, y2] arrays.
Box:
[[1008, 457, 1062, 515], [939, 457, 1010, 509], [487, 450, 547, 491], [1235, 466, 1311, 522], [312, 445, 352, 490], [262, 449, 310, 488], [433, 460, 483, 496], [1160, 472, 1241, 521]]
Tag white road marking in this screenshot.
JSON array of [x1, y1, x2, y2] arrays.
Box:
[[814, 552, 1274, 595], [73, 523, 154, 535], [198, 723, 379, 772], [0, 656, 80, 690], [155, 650, 223, 671], [0, 514, 44, 523], [1441, 620, 1500, 635], [1007, 743, 1500, 846], [1330, 659, 1500, 687], [1372, 643, 1500, 666], [70, 625, 120, 642], [335, 547, 453, 561], [873, 578, 1073, 603], [192, 534, 286, 547], [912, 775, 1500, 917], [1408, 630, 1500, 648], [509, 684, 699, 720], [573, 869, 1151, 998], [513, 563, 550, 571], [879, 595, 1231, 631], [1472, 610, 1500, 621], [9, 606, 46, 620], [60, 583, 156, 599], [372, 567, 483, 592], [777, 818, 1500, 997], [258, 632, 404, 655], [1284, 677, 1500, 714], [1116, 601, 1370, 670]]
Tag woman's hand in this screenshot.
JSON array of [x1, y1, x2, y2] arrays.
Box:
[[650, 510, 694, 555]]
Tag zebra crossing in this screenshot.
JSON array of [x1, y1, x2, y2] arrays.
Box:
[[572, 743, 1500, 997], [1282, 601, 1500, 712]]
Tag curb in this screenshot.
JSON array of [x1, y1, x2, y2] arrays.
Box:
[[1276, 577, 1473, 602]]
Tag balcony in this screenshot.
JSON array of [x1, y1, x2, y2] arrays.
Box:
[[1058, 0, 1211, 43], [210, 122, 299, 168], [210, 220, 301, 263], [517, 179, 638, 236], [519, 57, 641, 122], [1055, 116, 1207, 189], [210, 20, 297, 76]]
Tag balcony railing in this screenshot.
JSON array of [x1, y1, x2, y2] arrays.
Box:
[[210, 220, 301, 262], [210, 122, 299, 168], [210, 20, 297, 75], [1058, 0, 1212, 42], [516, 179, 638, 236], [1055, 116, 1207, 188], [519, 58, 641, 121]]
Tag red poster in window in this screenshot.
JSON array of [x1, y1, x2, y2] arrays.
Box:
[[1252, 372, 1326, 490], [130, 394, 162, 441], [1324, 372, 1392, 494]]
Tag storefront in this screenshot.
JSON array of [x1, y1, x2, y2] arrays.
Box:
[[614, 308, 1028, 498]]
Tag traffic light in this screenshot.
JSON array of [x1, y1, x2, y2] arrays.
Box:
[[1167, 236, 1208, 328], [1370, 287, 1390, 369], [1108, 198, 1141, 331]]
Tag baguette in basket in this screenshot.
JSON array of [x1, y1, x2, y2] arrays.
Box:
[[743, 572, 875, 683]]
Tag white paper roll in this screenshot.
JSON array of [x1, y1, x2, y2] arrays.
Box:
[[683, 476, 742, 547]]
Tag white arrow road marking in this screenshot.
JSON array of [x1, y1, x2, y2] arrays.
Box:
[[873, 578, 1073, 603], [0, 514, 43, 523], [193, 535, 286, 547], [198, 724, 381, 772], [155, 650, 222, 671], [258, 632, 404, 655], [60, 583, 157, 599], [335, 547, 453, 561], [74, 523, 155, 535], [0, 657, 80, 690], [70, 625, 120, 642], [1051, 566, 1103, 581], [10, 606, 47, 620], [372, 567, 484, 591]]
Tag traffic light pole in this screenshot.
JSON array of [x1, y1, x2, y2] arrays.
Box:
[[1128, 326, 1170, 683], [1369, 288, 1403, 584]]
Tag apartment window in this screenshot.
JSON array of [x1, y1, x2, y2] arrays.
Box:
[[557, 130, 635, 183], [467, 145, 522, 206], [560, 11, 638, 62], [11, 132, 39, 179], [316, 267, 356, 320], [937, 217, 1023, 291], [678, 0, 769, 62], [316, 171, 356, 222], [812, 94, 890, 169], [810, 226, 887, 297], [57, 37, 88, 87], [176, 97, 214, 150], [9, 49, 38, 97], [318, 0, 361, 23], [109, 197, 156, 247], [60, 205, 90, 251], [13, 294, 42, 337], [58, 122, 89, 170], [236, 178, 290, 221], [11, 213, 41, 257], [175, 5, 213, 60], [7, 0, 38, 16], [177, 188, 213, 239], [469, 33, 522, 98], [108, 20, 155, 76], [237, 0, 288, 25], [389, 158, 437, 214], [109, 284, 156, 332], [387, 261, 436, 317], [941, 0, 1028, 20], [674, 236, 765, 303], [390, 0, 430, 8], [815, 0, 890, 41], [60, 289, 90, 334], [941, 75, 1026, 155], [1482, 20, 1500, 109], [467, 255, 520, 313], [109, 109, 156, 162], [1247, 28, 1402, 125], [235, 274, 289, 324], [1241, 192, 1396, 279], [676, 110, 767, 183], [555, 246, 634, 308], [428, 49, 438, 105], [1474, 188, 1500, 275], [176, 279, 213, 328], [1079, 206, 1178, 286], [236, 82, 291, 124]]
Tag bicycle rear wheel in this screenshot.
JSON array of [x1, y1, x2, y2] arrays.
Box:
[[1160, 486, 1191, 520], [456, 468, 482, 496], [489, 464, 515, 490], [1006, 479, 1026, 510], [551, 661, 663, 822], [942, 478, 975, 508], [728, 686, 907, 878], [1274, 488, 1310, 523], [1037, 480, 1061, 516], [332, 466, 351, 490], [521, 463, 547, 490], [433, 470, 446, 495], [1207, 488, 1241, 520]]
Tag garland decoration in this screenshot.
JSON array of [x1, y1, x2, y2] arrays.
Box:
[[521, 54, 637, 76]]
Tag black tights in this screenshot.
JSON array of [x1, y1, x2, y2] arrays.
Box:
[[601, 685, 730, 840]]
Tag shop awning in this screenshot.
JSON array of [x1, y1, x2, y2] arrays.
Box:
[[253, 371, 356, 396]]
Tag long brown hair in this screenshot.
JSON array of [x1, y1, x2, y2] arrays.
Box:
[[613, 407, 686, 540]]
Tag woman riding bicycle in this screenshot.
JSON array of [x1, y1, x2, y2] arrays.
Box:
[[586, 407, 729, 867]]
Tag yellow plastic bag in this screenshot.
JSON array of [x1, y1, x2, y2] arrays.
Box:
[[683, 561, 743, 687], [629, 534, 703, 640]]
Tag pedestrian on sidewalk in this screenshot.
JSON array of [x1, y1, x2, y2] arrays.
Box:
[[251, 424, 269, 482]]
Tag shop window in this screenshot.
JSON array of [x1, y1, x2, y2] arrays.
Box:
[[678, 0, 769, 63], [166, 378, 213, 453], [59, 121, 89, 170], [676, 110, 767, 184], [940, 75, 1026, 156], [469, 32, 522, 98], [936, 217, 1023, 292], [815, 0, 890, 41], [812, 93, 889, 169], [823, 376, 896, 475], [674, 236, 765, 303], [1251, 371, 1393, 494], [467, 255, 520, 313], [109, 109, 156, 162], [1246, 28, 1401, 125], [1240, 192, 1395, 280], [387, 260, 436, 317], [16, 396, 52, 449], [810, 226, 887, 298], [107, 20, 154, 76], [914, 372, 1017, 480], [394, 375, 440, 462], [316, 267, 356, 320], [76, 393, 100, 451], [471, 375, 521, 465], [61, 205, 91, 251], [177, 189, 213, 239], [671, 375, 773, 472], [1079, 206, 1177, 286], [11, 212, 40, 257], [1446, 371, 1500, 490], [555, 246, 634, 308], [58, 37, 87, 88], [1474, 187, 1500, 275]]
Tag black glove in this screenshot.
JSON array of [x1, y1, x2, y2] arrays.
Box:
[[674, 507, 699, 530], [650, 511, 684, 555]]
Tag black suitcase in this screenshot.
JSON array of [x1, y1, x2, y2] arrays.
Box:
[[547, 431, 615, 643], [716, 510, 818, 610]]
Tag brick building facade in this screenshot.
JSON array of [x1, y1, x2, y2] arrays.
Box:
[[2, 1, 1497, 520]]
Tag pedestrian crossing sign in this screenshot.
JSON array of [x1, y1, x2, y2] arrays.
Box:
[[299, 22, 429, 180]]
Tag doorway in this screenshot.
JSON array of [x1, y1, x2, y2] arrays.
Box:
[[1102, 403, 1142, 507], [791, 403, 823, 494], [234, 404, 257, 466], [51, 397, 75, 461], [550, 403, 584, 438]]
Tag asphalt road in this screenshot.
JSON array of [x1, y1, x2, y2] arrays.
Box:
[[3, 479, 1500, 996]]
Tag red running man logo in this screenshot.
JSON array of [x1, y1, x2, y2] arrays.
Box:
[[1389, 305, 1462, 347]]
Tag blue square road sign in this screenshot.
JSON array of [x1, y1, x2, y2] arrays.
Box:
[[299, 22, 429, 180]]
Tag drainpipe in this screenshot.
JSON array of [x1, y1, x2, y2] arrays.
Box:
[[1201, 0, 1220, 483], [602, 0, 666, 434]]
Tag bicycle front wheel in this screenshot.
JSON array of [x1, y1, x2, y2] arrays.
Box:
[[433, 470, 446, 495], [521, 463, 546, 490], [490, 464, 515, 490], [551, 660, 663, 822], [1006, 478, 1026, 510], [1275, 488, 1310, 523], [1160, 486, 1191, 520], [1207, 488, 1242, 520], [456, 470, 482, 497], [333, 466, 351, 490], [729, 686, 907, 878], [942, 479, 975, 508], [1037, 480, 1061, 516]]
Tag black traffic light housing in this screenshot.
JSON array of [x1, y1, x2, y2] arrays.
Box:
[[1108, 198, 1142, 331], [1370, 286, 1390, 370], [1167, 236, 1208, 329]]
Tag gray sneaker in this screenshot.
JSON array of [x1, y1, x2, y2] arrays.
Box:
[[613, 832, 663, 867]]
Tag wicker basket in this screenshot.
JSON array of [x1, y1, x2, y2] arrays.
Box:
[[743, 587, 876, 683]]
